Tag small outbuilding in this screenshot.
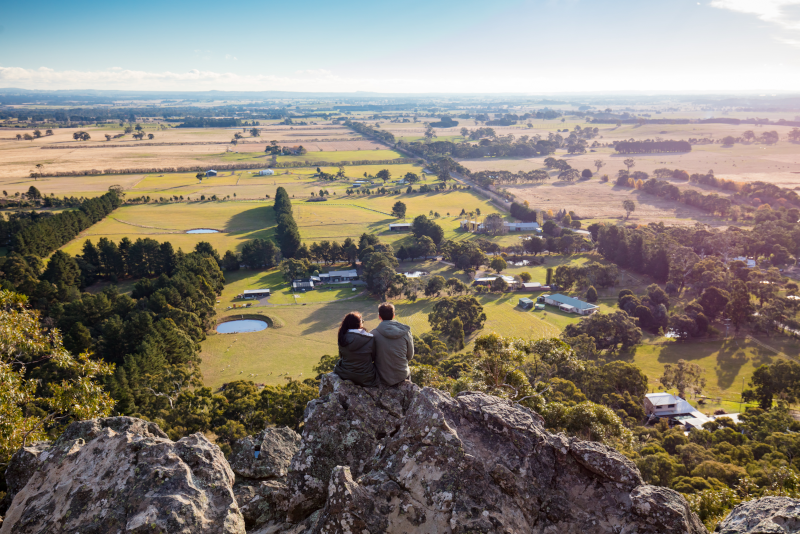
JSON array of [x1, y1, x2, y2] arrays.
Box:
[[242, 289, 270, 298], [258, 169, 275, 176], [389, 223, 411, 232], [518, 297, 534, 310], [292, 279, 315, 291], [205, 170, 218, 177]]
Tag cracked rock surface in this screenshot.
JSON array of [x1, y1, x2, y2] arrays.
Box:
[[716, 497, 800, 533], [0, 416, 245, 534], [230, 427, 300, 532], [284, 373, 707, 533]]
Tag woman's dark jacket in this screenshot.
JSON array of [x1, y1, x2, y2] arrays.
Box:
[[333, 330, 379, 387]]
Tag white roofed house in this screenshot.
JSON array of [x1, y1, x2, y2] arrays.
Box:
[[643, 392, 740, 430]]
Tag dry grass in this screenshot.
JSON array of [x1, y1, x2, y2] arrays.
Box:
[[508, 179, 729, 226]]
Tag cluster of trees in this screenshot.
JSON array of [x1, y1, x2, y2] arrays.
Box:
[[428, 117, 458, 128], [510, 202, 542, 222], [304, 239, 357, 265], [177, 118, 241, 128], [594, 221, 800, 335], [411, 214, 445, 244], [274, 187, 301, 259], [222, 239, 280, 271], [615, 140, 691, 154], [4, 189, 122, 257], [739, 181, 800, 211], [472, 170, 550, 188], [345, 120, 396, 144], [77, 237, 184, 284], [617, 286, 671, 335], [410, 331, 648, 446], [637, 177, 734, 218], [397, 135, 558, 160], [553, 262, 619, 290]]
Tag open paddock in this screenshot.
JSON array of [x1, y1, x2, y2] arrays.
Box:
[[507, 179, 729, 226], [60, 201, 277, 256]]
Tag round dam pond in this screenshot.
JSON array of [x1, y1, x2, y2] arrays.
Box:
[[217, 320, 268, 334], [186, 229, 219, 234]]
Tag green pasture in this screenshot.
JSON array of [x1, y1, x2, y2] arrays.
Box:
[[30, 163, 427, 201], [218, 149, 406, 165], [60, 201, 277, 256]]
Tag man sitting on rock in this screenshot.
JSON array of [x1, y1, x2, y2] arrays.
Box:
[[371, 302, 414, 387]]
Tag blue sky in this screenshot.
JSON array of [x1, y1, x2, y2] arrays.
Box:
[[1, 0, 800, 92]]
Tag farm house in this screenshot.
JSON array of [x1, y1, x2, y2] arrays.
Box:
[[318, 270, 358, 284], [389, 223, 411, 232], [541, 293, 598, 315], [258, 169, 275, 176]]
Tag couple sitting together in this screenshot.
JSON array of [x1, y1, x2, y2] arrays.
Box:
[[334, 302, 413, 388]]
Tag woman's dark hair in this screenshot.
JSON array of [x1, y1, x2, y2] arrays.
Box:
[[338, 312, 363, 346]]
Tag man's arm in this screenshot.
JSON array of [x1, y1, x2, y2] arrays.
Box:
[[406, 331, 414, 362]]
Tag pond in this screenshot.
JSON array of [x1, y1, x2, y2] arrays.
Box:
[[217, 320, 268, 334], [186, 229, 219, 234]]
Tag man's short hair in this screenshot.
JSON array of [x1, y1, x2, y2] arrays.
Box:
[[378, 302, 395, 321]]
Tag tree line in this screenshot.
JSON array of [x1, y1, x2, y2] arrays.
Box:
[[345, 120, 396, 144], [3, 189, 122, 257], [615, 140, 692, 154], [510, 201, 543, 222]]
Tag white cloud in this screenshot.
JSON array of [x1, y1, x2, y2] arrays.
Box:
[[225, 54, 238, 61], [710, 0, 800, 30]]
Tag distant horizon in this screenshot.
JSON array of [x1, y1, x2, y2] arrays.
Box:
[[1, 87, 800, 99]]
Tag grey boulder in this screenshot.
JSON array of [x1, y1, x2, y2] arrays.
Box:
[[717, 497, 800, 533], [0, 416, 245, 534], [229, 427, 300, 480]]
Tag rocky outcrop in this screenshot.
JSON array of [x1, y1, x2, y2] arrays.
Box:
[[230, 427, 301, 531], [2, 378, 725, 533], [0, 416, 245, 534], [285, 373, 707, 533], [717, 497, 800, 533]]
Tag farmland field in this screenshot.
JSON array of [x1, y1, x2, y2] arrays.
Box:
[[506, 179, 730, 226], [16, 109, 800, 425]]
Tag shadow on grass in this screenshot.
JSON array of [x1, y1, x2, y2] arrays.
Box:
[[224, 205, 277, 246], [716, 339, 753, 390]]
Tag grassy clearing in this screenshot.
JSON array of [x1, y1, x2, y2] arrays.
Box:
[[627, 335, 800, 414]]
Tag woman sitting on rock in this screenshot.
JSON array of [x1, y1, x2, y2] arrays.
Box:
[[333, 311, 379, 387]]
